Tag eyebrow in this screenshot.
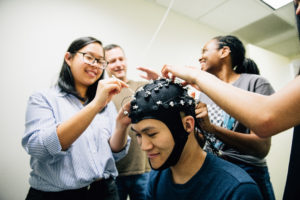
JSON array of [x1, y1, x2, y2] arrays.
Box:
[[131, 126, 156, 133], [84, 51, 104, 59]]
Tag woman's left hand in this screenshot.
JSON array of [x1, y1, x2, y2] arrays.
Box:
[[116, 101, 132, 129], [195, 101, 216, 134]]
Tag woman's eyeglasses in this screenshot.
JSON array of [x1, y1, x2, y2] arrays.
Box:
[[77, 52, 108, 69]]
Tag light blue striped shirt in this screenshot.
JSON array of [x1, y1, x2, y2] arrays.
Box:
[[22, 86, 130, 192]]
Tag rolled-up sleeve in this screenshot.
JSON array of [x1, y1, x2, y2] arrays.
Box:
[[105, 102, 131, 162], [22, 92, 66, 162], [113, 136, 131, 161]]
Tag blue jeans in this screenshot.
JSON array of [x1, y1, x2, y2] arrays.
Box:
[[116, 172, 149, 200], [235, 162, 275, 200]]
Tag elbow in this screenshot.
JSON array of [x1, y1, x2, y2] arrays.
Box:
[[256, 145, 271, 159], [251, 139, 271, 159], [253, 113, 277, 138]]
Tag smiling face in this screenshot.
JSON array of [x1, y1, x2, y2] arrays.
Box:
[[131, 119, 175, 170], [198, 39, 223, 74], [105, 47, 128, 82], [65, 42, 104, 94]]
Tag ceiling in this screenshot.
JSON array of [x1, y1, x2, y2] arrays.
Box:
[[148, 0, 300, 58]]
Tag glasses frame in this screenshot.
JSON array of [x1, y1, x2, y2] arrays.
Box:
[[77, 52, 108, 70]]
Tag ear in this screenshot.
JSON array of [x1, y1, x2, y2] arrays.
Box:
[[220, 46, 231, 59], [182, 115, 195, 133], [64, 52, 72, 67]]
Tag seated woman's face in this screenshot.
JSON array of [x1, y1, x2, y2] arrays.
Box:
[[131, 119, 175, 169]]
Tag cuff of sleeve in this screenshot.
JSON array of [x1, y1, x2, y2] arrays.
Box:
[[113, 136, 131, 162], [40, 123, 67, 156]]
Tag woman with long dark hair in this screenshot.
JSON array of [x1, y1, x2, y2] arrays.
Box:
[[195, 35, 275, 200], [161, 1, 300, 198], [22, 36, 131, 200]]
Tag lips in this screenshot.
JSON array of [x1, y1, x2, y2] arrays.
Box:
[[148, 152, 160, 159], [114, 69, 124, 74], [86, 69, 98, 78]]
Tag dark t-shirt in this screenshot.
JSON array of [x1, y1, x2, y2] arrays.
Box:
[[146, 153, 262, 200], [283, 124, 300, 200]]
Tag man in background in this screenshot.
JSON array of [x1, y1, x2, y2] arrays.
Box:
[[104, 44, 153, 200]]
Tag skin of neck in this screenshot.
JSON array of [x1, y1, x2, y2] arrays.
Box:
[[170, 132, 207, 184], [75, 84, 87, 102], [214, 59, 240, 84]]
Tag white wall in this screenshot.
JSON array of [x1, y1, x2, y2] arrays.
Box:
[[0, 0, 221, 199], [248, 44, 294, 200], [0, 0, 295, 199]]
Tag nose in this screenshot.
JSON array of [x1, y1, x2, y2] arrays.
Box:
[[114, 59, 123, 68], [199, 56, 205, 63], [139, 136, 153, 151], [89, 63, 102, 71]]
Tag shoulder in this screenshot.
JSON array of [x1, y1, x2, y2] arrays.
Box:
[[202, 154, 262, 198], [28, 86, 63, 102], [128, 80, 147, 89], [239, 73, 272, 86], [236, 74, 275, 94], [229, 183, 263, 200], [205, 154, 256, 185]]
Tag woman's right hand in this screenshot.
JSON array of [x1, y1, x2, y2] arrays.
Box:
[[161, 65, 201, 90], [137, 66, 160, 80], [92, 78, 128, 111]]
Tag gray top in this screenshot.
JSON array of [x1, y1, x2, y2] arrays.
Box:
[[199, 73, 275, 167]]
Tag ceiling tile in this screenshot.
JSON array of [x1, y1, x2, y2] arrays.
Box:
[[232, 14, 294, 43], [156, 0, 227, 19], [254, 29, 297, 47], [274, 2, 296, 26], [151, 0, 299, 58], [198, 0, 272, 33], [265, 35, 300, 57]]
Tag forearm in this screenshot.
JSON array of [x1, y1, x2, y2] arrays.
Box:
[[211, 125, 271, 158], [57, 102, 102, 150], [193, 71, 293, 136], [162, 65, 300, 136], [109, 125, 129, 152]]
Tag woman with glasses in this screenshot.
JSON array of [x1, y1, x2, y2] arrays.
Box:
[[22, 36, 131, 200]]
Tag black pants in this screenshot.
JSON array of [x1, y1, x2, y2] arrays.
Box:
[[25, 178, 119, 200]]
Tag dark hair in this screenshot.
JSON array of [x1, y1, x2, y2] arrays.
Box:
[[214, 35, 260, 75], [237, 58, 260, 75], [104, 44, 124, 52], [295, 2, 300, 40], [57, 36, 104, 103]]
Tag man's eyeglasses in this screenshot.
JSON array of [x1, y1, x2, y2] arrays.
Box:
[[77, 52, 108, 69]]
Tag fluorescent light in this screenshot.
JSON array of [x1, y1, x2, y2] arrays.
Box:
[[261, 0, 293, 9]]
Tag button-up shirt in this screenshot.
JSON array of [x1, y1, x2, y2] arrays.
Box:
[[22, 86, 130, 191]]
